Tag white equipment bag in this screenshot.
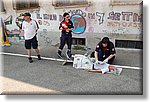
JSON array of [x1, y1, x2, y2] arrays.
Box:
[[73, 54, 94, 70]]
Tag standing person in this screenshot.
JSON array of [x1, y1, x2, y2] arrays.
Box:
[[95, 37, 116, 64], [22, 12, 41, 63], [57, 12, 74, 59]]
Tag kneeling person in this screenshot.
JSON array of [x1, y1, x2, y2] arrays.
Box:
[[95, 37, 116, 64]]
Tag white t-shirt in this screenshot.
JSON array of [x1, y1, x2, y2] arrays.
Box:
[[22, 19, 39, 40], [94, 62, 110, 74]]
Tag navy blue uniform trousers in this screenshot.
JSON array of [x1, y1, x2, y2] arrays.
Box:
[[59, 33, 72, 50]]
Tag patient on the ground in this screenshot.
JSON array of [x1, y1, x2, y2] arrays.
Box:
[[87, 61, 116, 74], [87, 61, 122, 75], [73, 54, 122, 75]]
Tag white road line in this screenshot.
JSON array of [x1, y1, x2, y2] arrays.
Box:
[[0, 52, 142, 69], [113, 65, 142, 70], [0, 52, 72, 62]]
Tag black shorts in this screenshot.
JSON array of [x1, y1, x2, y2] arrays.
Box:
[[25, 36, 38, 49]]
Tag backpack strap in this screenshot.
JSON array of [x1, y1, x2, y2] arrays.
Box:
[[34, 20, 39, 29]]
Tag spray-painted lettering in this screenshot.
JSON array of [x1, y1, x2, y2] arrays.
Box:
[[96, 12, 105, 25]]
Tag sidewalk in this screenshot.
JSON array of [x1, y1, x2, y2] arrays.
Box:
[[2, 43, 87, 60], [2, 42, 143, 67], [0, 76, 63, 95]]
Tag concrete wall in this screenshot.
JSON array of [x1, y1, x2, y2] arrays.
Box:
[[1, 0, 143, 67]]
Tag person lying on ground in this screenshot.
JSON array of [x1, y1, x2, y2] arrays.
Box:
[[85, 61, 122, 75]]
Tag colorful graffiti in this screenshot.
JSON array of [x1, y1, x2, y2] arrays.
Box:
[[37, 20, 50, 26], [96, 12, 105, 25], [68, 9, 86, 17], [102, 28, 130, 34], [71, 14, 86, 34], [4, 15, 13, 25], [1, 9, 142, 45], [36, 13, 57, 26], [108, 11, 142, 22], [8, 14, 25, 42], [16, 14, 24, 29], [37, 13, 57, 20], [106, 11, 142, 34], [0, 15, 24, 44], [7, 29, 24, 42], [59, 9, 106, 34], [43, 14, 57, 20], [107, 21, 142, 28], [1, 14, 25, 43], [88, 13, 95, 19], [59, 9, 87, 34]]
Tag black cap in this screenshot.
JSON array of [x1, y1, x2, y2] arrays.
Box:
[[23, 13, 31, 17]]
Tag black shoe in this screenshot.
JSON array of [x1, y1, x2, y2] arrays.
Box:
[[37, 55, 41, 60], [66, 50, 71, 59], [28, 57, 33, 63], [57, 50, 62, 58]]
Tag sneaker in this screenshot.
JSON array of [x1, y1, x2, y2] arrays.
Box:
[[37, 55, 41, 60], [66, 50, 72, 59], [28, 57, 33, 63], [57, 50, 62, 58]]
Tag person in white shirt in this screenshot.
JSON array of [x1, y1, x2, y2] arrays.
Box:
[[22, 13, 41, 63]]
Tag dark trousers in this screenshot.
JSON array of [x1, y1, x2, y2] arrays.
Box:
[[98, 49, 115, 64], [59, 34, 72, 50], [25, 36, 38, 49]]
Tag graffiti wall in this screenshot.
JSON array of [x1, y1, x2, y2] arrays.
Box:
[[0, 14, 25, 43], [103, 11, 142, 34], [0, 0, 142, 44], [57, 8, 142, 36]]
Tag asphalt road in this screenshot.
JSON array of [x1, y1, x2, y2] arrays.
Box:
[[1, 54, 143, 95]]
